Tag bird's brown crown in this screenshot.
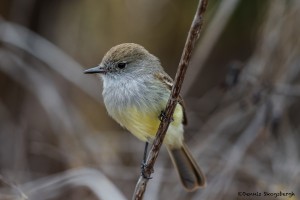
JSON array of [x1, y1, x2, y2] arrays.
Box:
[[102, 43, 150, 64]]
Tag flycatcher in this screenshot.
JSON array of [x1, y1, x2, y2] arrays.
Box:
[[84, 43, 206, 191]]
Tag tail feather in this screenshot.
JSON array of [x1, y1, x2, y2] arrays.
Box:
[[167, 143, 206, 191]]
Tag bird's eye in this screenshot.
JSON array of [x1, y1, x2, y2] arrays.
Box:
[[117, 62, 126, 69]]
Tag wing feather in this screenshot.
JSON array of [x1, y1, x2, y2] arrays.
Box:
[[154, 72, 188, 125]]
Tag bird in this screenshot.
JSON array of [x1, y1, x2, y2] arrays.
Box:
[[84, 43, 206, 191]]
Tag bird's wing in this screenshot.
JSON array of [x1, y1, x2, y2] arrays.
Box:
[[154, 72, 188, 125]]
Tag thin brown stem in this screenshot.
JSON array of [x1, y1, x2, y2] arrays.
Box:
[[132, 0, 209, 199]]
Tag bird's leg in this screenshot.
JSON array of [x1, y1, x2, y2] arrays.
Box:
[[159, 110, 174, 122], [140, 142, 152, 179], [143, 141, 149, 165]]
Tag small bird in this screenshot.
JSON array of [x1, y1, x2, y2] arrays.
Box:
[[84, 43, 206, 191]]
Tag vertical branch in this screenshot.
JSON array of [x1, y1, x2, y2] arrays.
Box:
[[132, 0, 209, 199]]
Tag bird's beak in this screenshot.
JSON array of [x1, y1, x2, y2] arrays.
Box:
[[84, 65, 107, 74]]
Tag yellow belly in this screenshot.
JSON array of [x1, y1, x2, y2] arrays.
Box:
[[112, 103, 184, 148]]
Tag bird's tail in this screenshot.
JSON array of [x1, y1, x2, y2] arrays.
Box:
[[167, 143, 206, 191]]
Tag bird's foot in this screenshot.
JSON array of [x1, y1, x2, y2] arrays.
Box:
[[140, 162, 153, 179], [159, 110, 174, 122]]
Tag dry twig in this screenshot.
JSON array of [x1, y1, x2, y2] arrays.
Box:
[[132, 0, 209, 199]]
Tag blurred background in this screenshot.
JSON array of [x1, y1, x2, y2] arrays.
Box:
[[0, 0, 299, 199]]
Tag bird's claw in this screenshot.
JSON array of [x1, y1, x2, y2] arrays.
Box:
[[159, 110, 174, 122], [140, 162, 153, 179]]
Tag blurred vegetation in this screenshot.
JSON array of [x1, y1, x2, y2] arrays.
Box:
[[0, 0, 299, 199]]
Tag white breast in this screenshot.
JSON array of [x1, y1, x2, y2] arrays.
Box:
[[102, 75, 168, 119]]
